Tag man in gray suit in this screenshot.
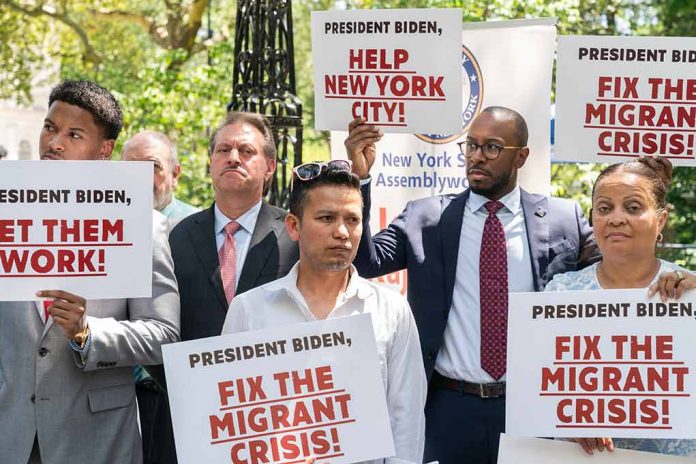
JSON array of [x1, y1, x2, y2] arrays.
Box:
[[346, 107, 600, 464], [149, 111, 299, 463], [0, 80, 180, 464]]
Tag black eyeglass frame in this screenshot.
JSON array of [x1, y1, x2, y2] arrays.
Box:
[[456, 140, 525, 160]]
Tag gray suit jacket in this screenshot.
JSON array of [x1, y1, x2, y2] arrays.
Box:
[[354, 185, 600, 379], [0, 211, 180, 464]]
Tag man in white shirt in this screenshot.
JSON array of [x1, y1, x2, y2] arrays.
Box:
[[222, 162, 427, 464]]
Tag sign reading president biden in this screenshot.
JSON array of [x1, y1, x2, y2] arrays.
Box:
[[555, 35, 696, 166], [0, 161, 153, 300], [163, 314, 395, 464], [507, 288, 696, 438], [312, 8, 462, 134]]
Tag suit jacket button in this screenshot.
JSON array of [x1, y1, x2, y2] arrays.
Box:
[[38, 347, 49, 357], [30, 394, 36, 403], [427, 351, 435, 360]]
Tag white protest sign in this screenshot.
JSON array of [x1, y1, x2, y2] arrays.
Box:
[[555, 35, 696, 166], [498, 434, 696, 463], [163, 314, 394, 464], [330, 18, 556, 294], [507, 288, 696, 438], [0, 160, 152, 300], [312, 8, 462, 133]]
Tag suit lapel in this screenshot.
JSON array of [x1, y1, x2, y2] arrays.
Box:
[[237, 202, 284, 294], [36, 301, 53, 340], [188, 206, 228, 310], [441, 190, 468, 310], [521, 189, 549, 291]]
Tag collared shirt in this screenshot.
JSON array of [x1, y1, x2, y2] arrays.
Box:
[[214, 200, 262, 287], [222, 263, 427, 464], [436, 187, 535, 383], [161, 196, 200, 221]]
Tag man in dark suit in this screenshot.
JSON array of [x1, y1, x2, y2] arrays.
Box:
[[346, 106, 600, 464], [149, 111, 298, 463]]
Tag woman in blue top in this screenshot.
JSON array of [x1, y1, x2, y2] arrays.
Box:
[[545, 159, 695, 457]]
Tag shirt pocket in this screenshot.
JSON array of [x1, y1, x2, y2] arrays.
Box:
[[88, 383, 135, 413]]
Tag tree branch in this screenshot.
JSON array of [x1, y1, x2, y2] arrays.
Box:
[[2, 0, 101, 63]]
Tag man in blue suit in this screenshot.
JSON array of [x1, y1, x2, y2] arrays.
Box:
[[346, 106, 600, 464]]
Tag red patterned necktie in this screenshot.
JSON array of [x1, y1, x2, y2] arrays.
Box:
[[219, 221, 241, 305], [480, 200, 508, 380]]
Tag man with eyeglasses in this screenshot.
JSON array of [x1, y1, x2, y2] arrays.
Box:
[[149, 111, 299, 464], [222, 162, 427, 464], [345, 106, 600, 464]]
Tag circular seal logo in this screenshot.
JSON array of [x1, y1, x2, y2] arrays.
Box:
[[415, 45, 484, 144]]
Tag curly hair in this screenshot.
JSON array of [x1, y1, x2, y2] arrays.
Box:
[[48, 80, 123, 140]]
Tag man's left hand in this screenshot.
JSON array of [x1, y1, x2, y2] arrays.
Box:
[[37, 290, 88, 342]]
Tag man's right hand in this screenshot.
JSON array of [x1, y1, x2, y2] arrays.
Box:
[[344, 118, 382, 179]]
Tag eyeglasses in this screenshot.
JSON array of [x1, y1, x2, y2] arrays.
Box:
[[292, 160, 353, 181], [457, 140, 525, 160]]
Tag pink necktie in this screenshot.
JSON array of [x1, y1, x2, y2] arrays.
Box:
[[480, 201, 508, 380], [43, 300, 52, 321], [219, 221, 240, 305]]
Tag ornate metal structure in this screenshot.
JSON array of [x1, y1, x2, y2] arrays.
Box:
[[228, 0, 303, 207]]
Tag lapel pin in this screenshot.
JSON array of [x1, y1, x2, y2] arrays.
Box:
[[535, 207, 546, 218]]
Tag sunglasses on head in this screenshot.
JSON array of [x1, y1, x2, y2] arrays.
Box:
[[291, 159, 353, 183]]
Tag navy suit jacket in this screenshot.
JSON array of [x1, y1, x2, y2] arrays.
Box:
[[354, 184, 600, 380]]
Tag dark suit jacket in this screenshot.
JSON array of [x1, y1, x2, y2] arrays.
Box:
[[354, 184, 600, 380], [149, 201, 298, 464], [171, 201, 299, 341]]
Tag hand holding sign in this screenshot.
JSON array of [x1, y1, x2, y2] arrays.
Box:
[[573, 437, 615, 455], [344, 118, 382, 179], [38, 289, 88, 342]]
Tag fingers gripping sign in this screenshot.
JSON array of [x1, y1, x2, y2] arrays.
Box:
[[344, 118, 382, 179], [649, 270, 696, 301], [37, 289, 89, 344]]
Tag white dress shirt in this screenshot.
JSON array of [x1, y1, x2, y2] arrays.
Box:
[[222, 263, 427, 464], [436, 187, 535, 383], [214, 200, 262, 286]]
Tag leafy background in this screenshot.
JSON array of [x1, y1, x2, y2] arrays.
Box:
[[0, 0, 693, 264]]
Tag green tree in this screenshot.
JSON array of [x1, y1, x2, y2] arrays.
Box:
[[0, 0, 693, 259]]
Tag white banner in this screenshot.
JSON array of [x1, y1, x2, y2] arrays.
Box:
[[0, 160, 152, 300], [163, 314, 394, 464], [330, 18, 557, 293], [312, 8, 462, 134], [506, 288, 696, 438], [498, 434, 696, 463], [555, 35, 696, 166]]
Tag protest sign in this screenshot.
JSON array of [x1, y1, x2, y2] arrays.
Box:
[[163, 314, 394, 464], [312, 8, 462, 133], [498, 434, 696, 463], [330, 18, 556, 294], [506, 288, 696, 438], [0, 160, 152, 300], [555, 35, 696, 166]]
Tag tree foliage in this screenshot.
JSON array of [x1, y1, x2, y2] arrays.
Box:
[[0, 0, 693, 258]]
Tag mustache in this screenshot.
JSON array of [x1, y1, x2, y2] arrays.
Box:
[[41, 150, 63, 160], [467, 165, 491, 175], [221, 166, 246, 176]]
